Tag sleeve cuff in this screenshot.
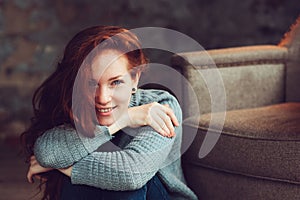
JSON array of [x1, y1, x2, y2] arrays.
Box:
[[70, 160, 85, 185]]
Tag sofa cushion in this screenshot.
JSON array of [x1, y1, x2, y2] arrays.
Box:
[[199, 102, 300, 140], [182, 102, 300, 199], [182, 102, 300, 184]]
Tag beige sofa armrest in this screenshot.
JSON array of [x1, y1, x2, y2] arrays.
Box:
[[171, 45, 288, 116], [174, 45, 287, 67]]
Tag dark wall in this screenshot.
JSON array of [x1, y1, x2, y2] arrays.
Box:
[[0, 0, 299, 140]]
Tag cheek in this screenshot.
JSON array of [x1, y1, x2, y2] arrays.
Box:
[[113, 86, 132, 105]]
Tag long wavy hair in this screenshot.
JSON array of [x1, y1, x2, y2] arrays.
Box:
[[20, 26, 148, 200]]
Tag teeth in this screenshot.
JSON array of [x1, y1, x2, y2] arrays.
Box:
[[98, 108, 113, 113]]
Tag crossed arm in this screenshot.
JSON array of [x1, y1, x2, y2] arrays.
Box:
[[28, 98, 182, 190]]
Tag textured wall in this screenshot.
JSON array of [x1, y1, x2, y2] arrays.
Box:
[[0, 0, 299, 140]]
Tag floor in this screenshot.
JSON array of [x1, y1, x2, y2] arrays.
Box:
[[0, 140, 42, 200]]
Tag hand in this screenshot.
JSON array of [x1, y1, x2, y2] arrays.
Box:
[[58, 166, 72, 177], [27, 155, 53, 183], [126, 102, 179, 137]]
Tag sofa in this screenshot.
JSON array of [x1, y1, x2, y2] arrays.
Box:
[[170, 17, 300, 200]]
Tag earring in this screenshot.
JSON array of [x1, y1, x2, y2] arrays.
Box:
[[132, 88, 136, 93]]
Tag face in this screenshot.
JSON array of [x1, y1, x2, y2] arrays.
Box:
[[90, 50, 139, 126]]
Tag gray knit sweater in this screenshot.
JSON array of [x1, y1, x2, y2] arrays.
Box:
[[34, 89, 198, 200]]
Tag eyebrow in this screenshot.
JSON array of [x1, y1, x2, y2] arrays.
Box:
[[91, 75, 123, 82], [108, 75, 123, 81]]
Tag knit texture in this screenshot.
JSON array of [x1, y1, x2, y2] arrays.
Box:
[[34, 89, 198, 200]]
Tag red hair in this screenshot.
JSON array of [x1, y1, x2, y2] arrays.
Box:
[[21, 26, 148, 200]]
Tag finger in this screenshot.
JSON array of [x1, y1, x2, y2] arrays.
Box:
[[30, 159, 38, 166], [149, 117, 168, 136], [151, 111, 171, 135], [27, 170, 33, 183], [162, 115, 176, 137], [30, 155, 36, 162], [30, 156, 38, 165], [151, 104, 175, 136], [163, 105, 179, 126], [149, 103, 173, 136], [157, 110, 174, 132], [160, 121, 171, 136], [157, 110, 174, 134]]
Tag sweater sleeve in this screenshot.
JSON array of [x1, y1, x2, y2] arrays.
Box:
[[34, 125, 113, 168], [71, 95, 182, 191]]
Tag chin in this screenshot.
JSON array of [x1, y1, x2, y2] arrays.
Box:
[[97, 119, 114, 126]]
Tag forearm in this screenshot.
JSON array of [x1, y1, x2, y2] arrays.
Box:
[[34, 114, 130, 169], [71, 126, 178, 190], [34, 125, 113, 168]]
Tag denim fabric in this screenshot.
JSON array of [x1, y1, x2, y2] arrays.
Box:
[[60, 174, 170, 200]]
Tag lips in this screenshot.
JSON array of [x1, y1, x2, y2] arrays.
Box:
[[96, 106, 117, 113], [98, 107, 113, 113]]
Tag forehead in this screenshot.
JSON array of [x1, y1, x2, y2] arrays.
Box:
[[91, 50, 130, 81]]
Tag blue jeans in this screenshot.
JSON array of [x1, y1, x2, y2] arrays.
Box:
[[60, 174, 170, 200]]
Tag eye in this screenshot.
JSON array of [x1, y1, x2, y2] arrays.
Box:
[[111, 79, 124, 86]]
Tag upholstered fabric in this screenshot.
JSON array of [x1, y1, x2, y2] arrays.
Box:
[[171, 17, 300, 200], [186, 64, 285, 115], [171, 45, 288, 116], [182, 102, 300, 199], [198, 102, 300, 140], [182, 164, 300, 200], [172, 45, 287, 68]]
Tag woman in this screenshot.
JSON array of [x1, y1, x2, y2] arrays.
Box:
[[22, 26, 198, 200]]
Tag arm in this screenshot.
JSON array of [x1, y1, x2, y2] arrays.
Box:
[[34, 125, 113, 168], [34, 101, 177, 169], [70, 96, 182, 190], [34, 92, 178, 169]]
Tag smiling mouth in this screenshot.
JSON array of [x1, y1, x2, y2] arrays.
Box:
[[96, 106, 117, 113]]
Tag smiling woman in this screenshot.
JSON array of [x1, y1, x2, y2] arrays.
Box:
[[20, 26, 198, 200], [91, 50, 138, 127]]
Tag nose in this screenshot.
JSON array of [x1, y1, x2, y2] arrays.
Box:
[[95, 86, 112, 105]]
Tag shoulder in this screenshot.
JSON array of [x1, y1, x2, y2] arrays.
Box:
[[42, 124, 76, 135]]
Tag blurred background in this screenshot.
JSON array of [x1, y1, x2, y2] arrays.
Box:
[[0, 0, 299, 199], [0, 0, 299, 144]]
